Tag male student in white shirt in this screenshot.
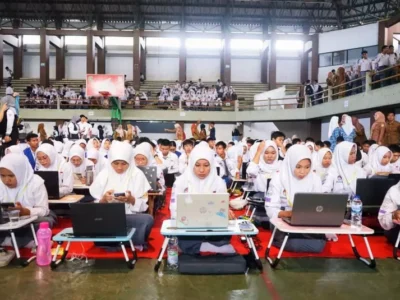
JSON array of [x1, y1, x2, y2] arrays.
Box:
[[215, 141, 238, 187], [159, 139, 179, 175], [389, 144, 400, 173], [374, 45, 390, 87], [178, 139, 194, 174], [77, 115, 92, 139], [358, 50, 372, 92]]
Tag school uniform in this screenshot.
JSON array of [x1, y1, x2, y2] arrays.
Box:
[[36, 144, 74, 198], [178, 152, 189, 174], [355, 152, 369, 169], [246, 141, 281, 193], [265, 144, 326, 253], [378, 182, 400, 244], [215, 154, 237, 187], [0, 154, 54, 247], [391, 159, 400, 174], [364, 146, 393, 177], [99, 139, 110, 159], [68, 119, 80, 140], [69, 145, 94, 177], [322, 142, 366, 196], [160, 152, 179, 187], [23, 147, 36, 169], [90, 141, 154, 246], [170, 145, 231, 255], [314, 148, 332, 185]]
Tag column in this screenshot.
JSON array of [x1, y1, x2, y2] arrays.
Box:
[[56, 36, 65, 80], [221, 36, 231, 86], [40, 28, 50, 87], [268, 34, 277, 90], [0, 37, 3, 85], [13, 36, 23, 80], [133, 30, 141, 90], [261, 41, 269, 84], [300, 49, 310, 84], [86, 31, 95, 75], [97, 37, 106, 74], [140, 38, 146, 80], [311, 35, 319, 82], [179, 33, 186, 82]]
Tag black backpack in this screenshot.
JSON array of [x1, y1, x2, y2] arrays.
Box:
[[305, 85, 313, 95]]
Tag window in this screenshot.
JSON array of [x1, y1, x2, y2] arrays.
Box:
[[362, 46, 378, 59], [185, 38, 222, 49], [23, 35, 40, 45], [319, 53, 332, 67], [230, 39, 263, 50], [276, 40, 303, 51], [347, 48, 362, 65], [333, 51, 346, 65], [146, 38, 180, 48], [65, 36, 87, 45]]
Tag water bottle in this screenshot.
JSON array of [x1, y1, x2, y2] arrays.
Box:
[[351, 195, 363, 229], [167, 237, 179, 269], [85, 166, 94, 186], [36, 222, 52, 266]]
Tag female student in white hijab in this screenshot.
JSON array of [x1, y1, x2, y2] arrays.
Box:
[[378, 181, 400, 245], [36, 143, 74, 197], [322, 141, 366, 196], [86, 138, 100, 152], [0, 154, 55, 248], [364, 146, 393, 177], [61, 140, 75, 161], [90, 141, 154, 248], [5, 145, 23, 155], [76, 139, 87, 150], [68, 145, 94, 184], [265, 144, 326, 253], [314, 148, 332, 185], [170, 145, 235, 255], [134, 142, 165, 192], [99, 138, 111, 158], [87, 148, 107, 176], [305, 141, 318, 166], [246, 140, 281, 194]]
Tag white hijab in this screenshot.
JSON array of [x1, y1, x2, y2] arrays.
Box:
[[328, 116, 339, 138], [368, 144, 379, 163], [342, 115, 355, 136], [100, 139, 110, 156], [68, 145, 91, 174], [258, 140, 280, 174], [77, 139, 87, 147], [134, 142, 155, 167], [54, 140, 64, 154], [279, 144, 321, 205], [0, 153, 40, 202], [315, 148, 332, 181], [36, 144, 65, 171], [62, 140, 75, 158], [5, 145, 23, 155], [90, 141, 150, 199], [305, 141, 318, 165], [332, 141, 365, 193], [174, 145, 222, 193], [87, 138, 100, 152], [369, 146, 393, 173], [249, 142, 260, 161]]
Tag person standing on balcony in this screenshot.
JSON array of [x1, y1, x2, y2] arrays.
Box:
[[5, 67, 13, 85], [385, 112, 400, 146], [388, 45, 398, 85], [337, 67, 346, 98], [313, 80, 323, 105], [370, 111, 386, 145], [357, 50, 372, 92], [374, 45, 390, 87], [304, 80, 314, 106]]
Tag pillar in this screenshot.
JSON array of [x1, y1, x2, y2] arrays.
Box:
[[13, 36, 23, 80], [300, 49, 310, 84], [97, 37, 106, 74], [40, 28, 50, 87], [56, 36, 65, 80], [220, 36, 231, 86], [261, 42, 269, 84], [86, 31, 95, 75], [179, 34, 186, 82], [133, 30, 141, 90], [0, 37, 3, 85], [140, 38, 146, 80], [268, 34, 277, 90], [311, 35, 319, 82]]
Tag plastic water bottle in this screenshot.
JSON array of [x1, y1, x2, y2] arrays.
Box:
[[351, 195, 363, 229], [167, 237, 179, 269], [36, 222, 52, 266]]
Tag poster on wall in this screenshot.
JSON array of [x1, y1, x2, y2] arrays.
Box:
[[86, 74, 125, 97]]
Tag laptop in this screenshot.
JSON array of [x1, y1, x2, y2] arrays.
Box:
[[137, 166, 159, 192], [389, 173, 400, 183], [356, 178, 397, 207], [283, 193, 348, 227], [34, 171, 60, 199], [70, 203, 128, 237], [176, 193, 229, 229]]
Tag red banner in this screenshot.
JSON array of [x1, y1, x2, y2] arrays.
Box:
[[86, 74, 125, 98]]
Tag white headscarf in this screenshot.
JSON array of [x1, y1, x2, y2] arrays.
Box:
[[328, 116, 339, 138], [5, 145, 23, 155], [0, 153, 40, 202], [54, 140, 64, 154], [332, 141, 365, 193], [305, 141, 318, 165], [249, 142, 260, 161], [314, 148, 332, 182], [77, 139, 87, 147], [279, 144, 321, 205], [99, 138, 110, 156], [89, 141, 150, 206], [369, 146, 393, 173], [87, 138, 100, 151], [134, 142, 155, 167], [68, 145, 91, 174], [368, 144, 379, 163], [36, 144, 65, 171], [62, 140, 75, 158], [174, 145, 222, 193], [258, 140, 280, 174], [342, 115, 355, 136]]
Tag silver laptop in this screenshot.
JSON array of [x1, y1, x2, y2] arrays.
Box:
[[176, 193, 229, 229], [283, 193, 348, 227], [137, 166, 158, 192]]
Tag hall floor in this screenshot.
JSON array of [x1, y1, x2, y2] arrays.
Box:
[[1, 258, 400, 300]]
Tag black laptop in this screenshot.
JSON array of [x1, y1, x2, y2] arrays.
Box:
[[35, 171, 60, 199], [70, 203, 128, 237], [389, 174, 400, 183], [356, 178, 397, 208], [283, 193, 348, 227]]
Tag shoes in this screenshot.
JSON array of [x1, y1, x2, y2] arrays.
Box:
[[0, 248, 15, 267]]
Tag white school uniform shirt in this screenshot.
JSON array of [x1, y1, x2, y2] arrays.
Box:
[[391, 160, 400, 174], [378, 182, 400, 231], [389, 53, 398, 66], [374, 53, 390, 68], [363, 146, 393, 177], [36, 144, 74, 198], [215, 155, 237, 178], [0, 154, 49, 217], [90, 141, 151, 213], [178, 152, 189, 174], [78, 122, 92, 137], [265, 144, 322, 219], [160, 152, 179, 174], [68, 122, 79, 136], [358, 58, 372, 72]]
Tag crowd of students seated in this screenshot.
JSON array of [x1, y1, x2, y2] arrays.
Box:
[[23, 84, 86, 107], [0, 114, 400, 265]]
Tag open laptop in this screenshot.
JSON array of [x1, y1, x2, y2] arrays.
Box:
[[137, 166, 159, 192], [70, 203, 127, 237], [356, 178, 397, 208], [389, 174, 400, 183], [176, 193, 229, 229], [283, 193, 348, 227], [34, 171, 60, 199]]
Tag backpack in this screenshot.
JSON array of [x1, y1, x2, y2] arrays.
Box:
[[305, 85, 313, 95]]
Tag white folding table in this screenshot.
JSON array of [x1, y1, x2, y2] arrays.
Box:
[[265, 218, 376, 269], [48, 194, 84, 204], [155, 219, 262, 272], [0, 216, 38, 267]]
